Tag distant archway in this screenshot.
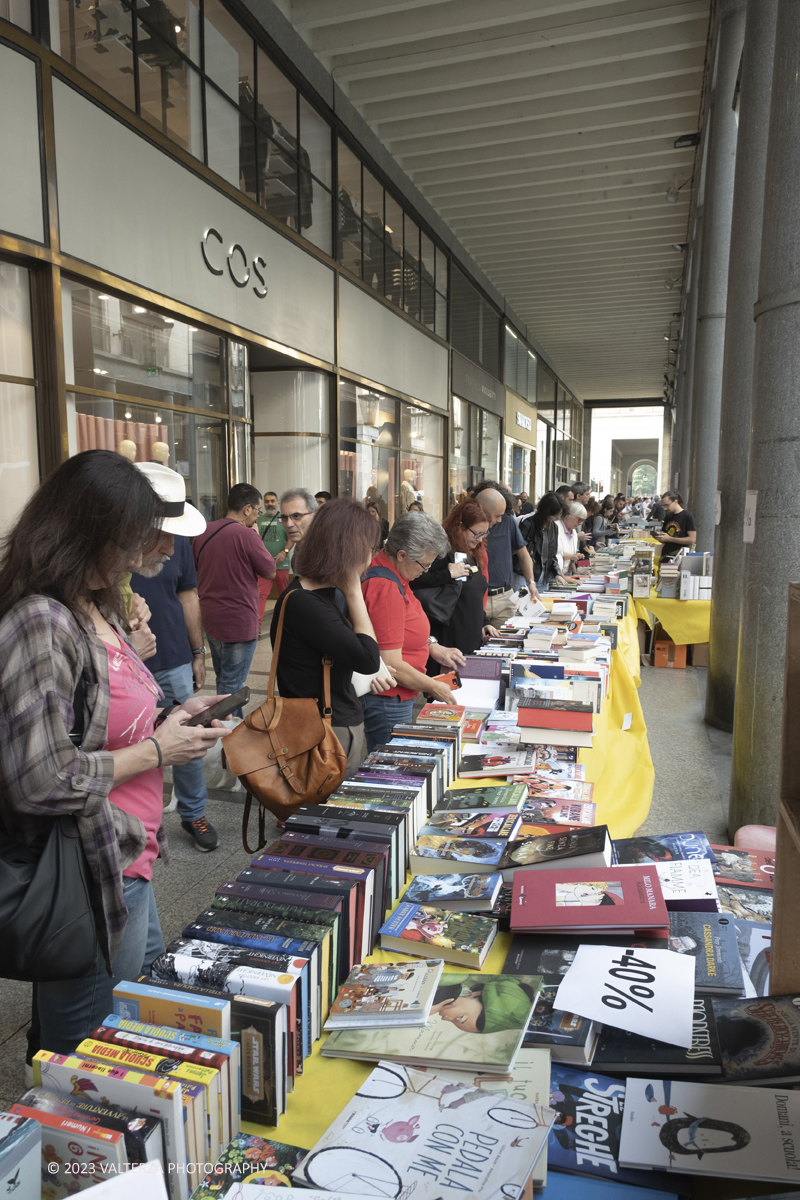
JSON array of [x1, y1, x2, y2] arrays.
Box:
[[629, 461, 657, 494]]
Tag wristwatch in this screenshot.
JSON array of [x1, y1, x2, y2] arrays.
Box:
[[191, 646, 206, 656], [427, 636, 438, 645]]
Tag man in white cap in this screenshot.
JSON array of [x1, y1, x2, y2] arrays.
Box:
[[131, 462, 219, 852]]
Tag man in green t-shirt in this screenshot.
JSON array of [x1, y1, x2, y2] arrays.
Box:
[[256, 490, 290, 623]]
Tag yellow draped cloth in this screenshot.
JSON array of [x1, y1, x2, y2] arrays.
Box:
[[634, 591, 711, 646]]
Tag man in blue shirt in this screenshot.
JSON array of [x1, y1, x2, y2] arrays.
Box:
[[132, 464, 218, 852], [474, 483, 538, 625]]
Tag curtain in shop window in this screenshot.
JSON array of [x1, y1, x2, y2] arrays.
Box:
[[75, 412, 172, 463]]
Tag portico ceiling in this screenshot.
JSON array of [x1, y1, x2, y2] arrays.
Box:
[[284, 0, 711, 401]]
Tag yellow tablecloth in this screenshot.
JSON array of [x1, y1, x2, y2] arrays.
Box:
[[243, 609, 654, 1148], [634, 592, 710, 645]]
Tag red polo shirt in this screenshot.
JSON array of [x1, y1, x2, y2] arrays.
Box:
[[362, 550, 430, 700]]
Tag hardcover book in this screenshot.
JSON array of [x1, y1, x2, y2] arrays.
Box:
[[712, 993, 800, 1084], [417, 703, 466, 725], [322, 973, 542, 1073], [517, 697, 594, 731], [457, 749, 539, 778], [402, 872, 503, 911], [379, 903, 498, 969], [511, 865, 669, 934], [15, 1086, 163, 1166], [0, 1114, 41, 1200], [189, 1133, 306, 1199], [668, 911, 743, 995], [650, 858, 720, 912], [593, 996, 723, 1075], [498, 826, 612, 882], [619, 1076, 800, 1183], [293, 1061, 555, 1200], [410, 835, 506, 875], [710, 844, 776, 889], [325, 960, 444, 1029], [437, 784, 527, 811], [9, 1103, 127, 1196], [418, 810, 521, 840], [611, 831, 717, 865]]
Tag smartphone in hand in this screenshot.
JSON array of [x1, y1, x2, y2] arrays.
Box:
[[185, 687, 250, 726]]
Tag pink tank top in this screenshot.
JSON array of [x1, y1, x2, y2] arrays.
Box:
[[104, 639, 163, 880]]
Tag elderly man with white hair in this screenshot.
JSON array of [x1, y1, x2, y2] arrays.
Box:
[[556, 502, 588, 576]]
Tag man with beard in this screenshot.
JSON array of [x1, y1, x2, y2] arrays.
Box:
[[131, 462, 219, 852]]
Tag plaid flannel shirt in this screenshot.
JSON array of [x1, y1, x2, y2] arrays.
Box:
[[0, 595, 168, 966]]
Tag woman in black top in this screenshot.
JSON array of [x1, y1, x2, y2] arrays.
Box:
[[410, 499, 497, 662], [519, 492, 564, 590], [269, 499, 384, 777]]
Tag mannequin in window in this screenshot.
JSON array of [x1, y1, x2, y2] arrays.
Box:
[[400, 469, 417, 513], [151, 441, 170, 466], [118, 439, 137, 463]]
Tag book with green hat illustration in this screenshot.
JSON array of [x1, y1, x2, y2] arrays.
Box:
[[322, 972, 542, 1072]]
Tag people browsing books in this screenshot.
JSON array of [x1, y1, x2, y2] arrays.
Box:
[[360, 512, 466, 751], [556, 503, 587, 576], [519, 492, 565, 591], [0, 450, 227, 1058], [654, 490, 697, 560], [269, 499, 385, 777]]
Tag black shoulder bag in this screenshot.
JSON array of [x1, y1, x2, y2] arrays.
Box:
[[0, 674, 98, 982]]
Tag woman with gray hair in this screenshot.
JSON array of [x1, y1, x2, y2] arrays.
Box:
[[361, 512, 466, 751], [556, 501, 588, 575]]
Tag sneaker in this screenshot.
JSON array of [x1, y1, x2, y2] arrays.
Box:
[[181, 817, 219, 852]]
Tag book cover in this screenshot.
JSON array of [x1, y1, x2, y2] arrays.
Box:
[[322, 974, 542, 1073], [293, 1060, 554, 1200], [206, 900, 338, 999], [519, 797, 596, 827], [457, 749, 539, 777], [9, 1102, 126, 1196], [498, 827, 611, 878], [511, 865, 669, 933], [418, 811, 521, 839], [612, 831, 716, 865], [0, 1113, 41, 1200], [668, 911, 743, 995], [548, 1066, 679, 1192], [593, 996, 723, 1075], [190, 1133, 306, 1199], [438, 784, 527, 811], [713, 994, 800, 1084], [403, 872, 503, 909], [417, 703, 466, 724], [32, 1051, 187, 1200], [461, 715, 486, 740], [716, 882, 773, 923], [15, 1086, 163, 1166], [619, 1076, 800, 1183], [326, 960, 444, 1027], [379, 903, 498, 969], [410, 835, 506, 874], [735, 919, 772, 996], [517, 697, 594, 731], [710, 844, 776, 889], [112, 979, 231, 1039], [520, 779, 595, 804], [652, 859, 719, 912]]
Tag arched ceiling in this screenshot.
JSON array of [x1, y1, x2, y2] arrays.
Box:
[[284, 0, 711, 400]]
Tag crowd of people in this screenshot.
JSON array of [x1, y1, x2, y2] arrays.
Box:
[[0, 448, 697, 1060]]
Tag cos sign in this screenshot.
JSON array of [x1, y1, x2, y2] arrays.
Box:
[[201, 228, 267, 298]]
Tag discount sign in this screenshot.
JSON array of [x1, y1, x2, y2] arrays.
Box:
[[554, 944, 695, 1047]]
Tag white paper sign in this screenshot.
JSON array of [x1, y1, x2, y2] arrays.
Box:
[[554, 944, 696, 1048], [743, 490, 758, 543]]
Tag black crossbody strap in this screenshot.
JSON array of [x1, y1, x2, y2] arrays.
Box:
[[194, 519, 237, 563]]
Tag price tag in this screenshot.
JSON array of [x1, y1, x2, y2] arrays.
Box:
[[554, 944, 695, 1047]]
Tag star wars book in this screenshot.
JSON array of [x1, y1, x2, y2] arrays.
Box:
[[323, 974, 542, 1073], [712, 993, 800, 1084], [190, 1133, 306, 1199], [325, 960, 444, 1030], [619, 1076, 800, 1183], [668, 911, 743, 995], [710, 843, 775, 889], [403, 872, 503, 911], [379, 903, 498, 969], [593, 996, 723, 1076], [293, 1060, 555, 1200]]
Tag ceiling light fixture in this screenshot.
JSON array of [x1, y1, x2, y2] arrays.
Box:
[[97, 293, 110, 300], [174, 23, 180, 31], [155, 415, 162, 423], [133, 305, 146, 313], [125, 411, 132, 419]]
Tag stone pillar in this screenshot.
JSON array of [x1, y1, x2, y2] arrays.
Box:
[[706, 0, 778, 732], [661, 405, 674, 494], [730, 0, 800, 833], [686, 0, 747, 545], [678, 210, 703, 500]]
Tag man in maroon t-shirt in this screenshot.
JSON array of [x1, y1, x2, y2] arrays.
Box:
[[193, 483, 276, 715]]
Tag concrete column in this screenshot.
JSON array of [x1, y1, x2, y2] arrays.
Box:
[[661, 405, 674, 494], [729, 0, 800, 833], [706, 0, 778, 732], [678, 210, 703, 500], [687, 0, 747, 545]]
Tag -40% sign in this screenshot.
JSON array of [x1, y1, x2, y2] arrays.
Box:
[[554, 944, 695, 1048]]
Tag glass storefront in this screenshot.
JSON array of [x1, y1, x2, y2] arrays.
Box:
[[339, 381, 444, 522], [62, 280, 250, 519], [449, 394, 501, 508], [0, 261, 39, 536], [252, 371, 330, 499], [505, 441, 531, 497]]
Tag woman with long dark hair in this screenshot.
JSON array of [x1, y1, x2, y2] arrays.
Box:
[[269, 498, 384, 775], [0, 450, 225, 1055], [519, 492, 565, 590], [409, 499, 497, 659]]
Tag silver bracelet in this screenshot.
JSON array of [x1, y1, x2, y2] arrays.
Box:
[[145, 735, 163, 767]]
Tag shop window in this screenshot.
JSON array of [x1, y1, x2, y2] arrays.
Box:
[[505, 442, 531, 496], [139, 24, 204, 159], [537, 364, 556, 423], [251, 371, 330, 499], [203, 0, 254, 107], [56, 0, 136, 111], [0, 264, 39, 536], [451, 267, 500, 380], [0, 0, 31, 31]]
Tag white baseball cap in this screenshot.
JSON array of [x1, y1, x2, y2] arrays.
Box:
[[135, 461, 207, 536]]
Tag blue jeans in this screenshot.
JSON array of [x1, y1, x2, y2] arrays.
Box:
[[37, 877, 164, 1056], [207, 635, 257, 717], [362, 694, 415, 753], [153, 662, 209, 823]]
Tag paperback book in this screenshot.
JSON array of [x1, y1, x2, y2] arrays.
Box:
[[416, 703, 466, 725], [418, 811, 522, 840], [592, 996, 723, 1076], [379, 903, 498, 969], [293, 1061, 555, 1200], [15, 1087, 164, 1166], [0, 1114, 41, 1200], [716, 883, 773, 923], [735, 919, 772, 996], [650, 859, 719, 912], [190, 1133, 307, 1199], [322, 973, 542, 1073], [457, 749, 540, 778], [611, 831, 717, 865], [325, 960, 444, 1030], [498, 826, 612, 882], [9, 1102, 127, 1197], [410, 835, 506, 875], [668, 911, 743, 995], [712, 993, 800, 1084], [437, 784, 528, 811], [710, 844, 775, 889], [402, 872, 503, 911]]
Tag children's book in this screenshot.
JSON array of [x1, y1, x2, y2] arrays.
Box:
[[416, 703, 466, 725], [325, 960, 444, 1029], [189, 1133, 306, 1199], [379, 903, 498, 969], [15, 1086, 163, 1166], [112, 978, 231, 1039], [619, 1076, 800, 1183], [293, 1061, 555, 1200], [322, 974, 542, 1073], [710, 844, 775, 889], [402, 872, 503, 911], [611, 831, 716, 865], [511, 865, 669, 934], [9, 1102, 127, 1196]]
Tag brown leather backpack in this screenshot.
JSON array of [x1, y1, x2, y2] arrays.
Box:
[[222, 589, 347, 850]]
